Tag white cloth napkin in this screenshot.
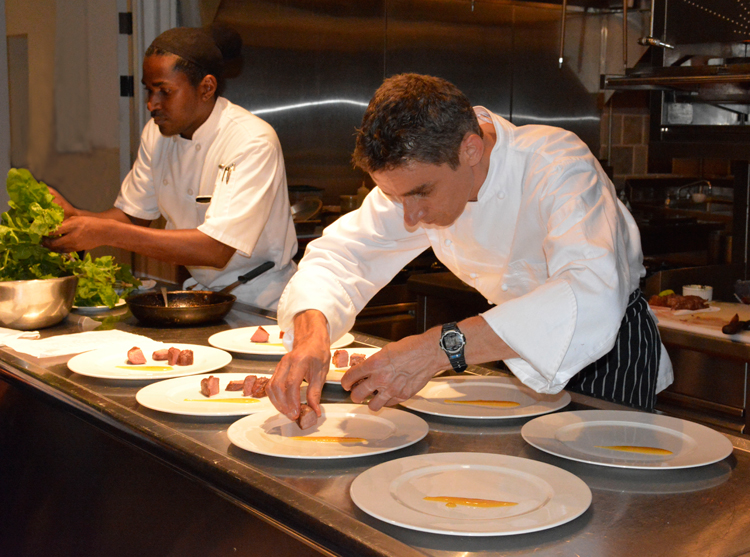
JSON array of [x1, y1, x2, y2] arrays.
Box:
[[4, 330, 155, 359], [0, 327, 41, 346]]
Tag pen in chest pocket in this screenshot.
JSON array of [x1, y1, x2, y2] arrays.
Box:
[[218, 162, 235, 184]]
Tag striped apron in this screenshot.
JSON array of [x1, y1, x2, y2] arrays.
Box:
[[565, 289, 661, 411]]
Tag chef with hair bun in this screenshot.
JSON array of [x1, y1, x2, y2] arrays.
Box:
[[44, 25, 297, 310]]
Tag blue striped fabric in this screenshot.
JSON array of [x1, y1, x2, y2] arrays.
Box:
[[566, 289, 661, 411]]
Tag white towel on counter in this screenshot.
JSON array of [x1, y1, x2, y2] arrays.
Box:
[[0, 328, 41, 346], [4, 330, 155, 359]]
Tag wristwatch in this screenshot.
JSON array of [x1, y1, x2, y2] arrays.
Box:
[[439, 322, 467, 373]]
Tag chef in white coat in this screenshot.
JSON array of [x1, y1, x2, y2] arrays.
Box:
[[44, 26, 297, 310], [267, 73, 673, 420]]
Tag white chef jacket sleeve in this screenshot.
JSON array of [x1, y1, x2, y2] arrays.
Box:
[[197, 136, 284, 256], [115, 122, 163, 221], [278, 188, 431, 343], [482, 158, 636, 394]]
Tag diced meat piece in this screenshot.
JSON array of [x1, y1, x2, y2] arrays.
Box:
[[332, 349, 349, 368], [251, 376, 269, 398], [279, 330, 285, 339], [242, 375, 257, 396], [152, 349, 169, 361], [349, 353, 367, 366], [127, 347, 146, 365], [176, 349, 194, 366], [251, 326, 270, 343], [226, 380, 244, 391], [167, 347, 182, 366], [200, 375, 219, 397], [296, 404, 317, 430], [648, 294, 670, 307]]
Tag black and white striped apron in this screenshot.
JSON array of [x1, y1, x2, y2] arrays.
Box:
[[565, 289, 661, 411]]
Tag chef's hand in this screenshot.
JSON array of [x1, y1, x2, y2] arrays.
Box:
[[341, 329, 445, 411], [43, 216, 107, 252], [268, 310, 331, 420], [46, 186, 79, 219]]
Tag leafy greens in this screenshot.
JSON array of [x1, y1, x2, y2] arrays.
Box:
[[0, 168, 140, 307]]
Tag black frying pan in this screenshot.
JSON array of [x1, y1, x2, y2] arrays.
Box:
[[126, 262, 274, 327]]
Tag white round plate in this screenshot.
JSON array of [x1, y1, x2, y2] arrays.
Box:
[[136, 372, 292, 416], [350, 452, 591, 536], [326, 347, 382, 384], [521, 410, 734, 469], [72, 299, 126, 313], [209, 325, 354, 355], [227, 403, 428, 459], [399, 375, 570, 419], [67, 343, 232, 380]]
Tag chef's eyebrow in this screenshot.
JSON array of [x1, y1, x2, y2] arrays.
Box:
[[403, 183, 433, 197]]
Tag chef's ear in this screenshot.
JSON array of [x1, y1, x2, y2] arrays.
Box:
[[199, 75, 218, 101], [460, 133, 484, 167]]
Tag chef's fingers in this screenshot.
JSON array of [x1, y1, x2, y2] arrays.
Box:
[[267, 358, 303, 419], [304, 374, 325, 417]]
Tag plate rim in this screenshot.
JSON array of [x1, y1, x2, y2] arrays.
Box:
[[67, 342, 232, 380], [350, 451, 592, 536], [521, 409, 734, 470], [209, 326, 354, 355], [227, 403, 428, 459], [135, 371, 277, 416], [398, 375, 571, 420], [72, 298, 127, 312]]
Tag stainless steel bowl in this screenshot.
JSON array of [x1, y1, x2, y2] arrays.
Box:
[[0, 275, 78, 330]]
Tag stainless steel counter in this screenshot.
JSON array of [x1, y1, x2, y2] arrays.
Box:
[[1, 303, 750, 556]]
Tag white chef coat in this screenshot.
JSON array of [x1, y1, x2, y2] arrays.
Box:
[[278, 107, 673, 394], [115, 97, 297, 310]]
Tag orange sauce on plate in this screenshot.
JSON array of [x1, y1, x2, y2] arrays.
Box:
[[183, 398, 260, 403], [424, 496, 518, 508], [290, 436, 368, 444], [595, 445, 672, 455], [116, 365, 172, 372], [443, 400, 520, 408]]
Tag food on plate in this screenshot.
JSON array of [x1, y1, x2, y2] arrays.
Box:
[[242, 375, 257, 396], [200, 375, 219, 397], [443, 399, 521, 408], [152, 349, 169, 361], [349, 353, 367, 366], [183, 397, 259, 403], [289, 436, 367, 443], [296, 403, 317, 430], [127, 346, 147, 365], [332, 349, 349, 368], [648, 293, 707, 311], [594, 445, 673, 455], [280, 330, 285, 339], [423, 496, 518, 508], [116, 365, 172, 371], [722, 313, 750, 335], [176, 349, 193, 366], [226, 379, 244, 391], [251, 376, 269, 397], [250, 326, 270, 343], [167, 347, 182, 365]]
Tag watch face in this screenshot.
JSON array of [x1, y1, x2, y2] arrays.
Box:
[[442, 330, 464, 352]]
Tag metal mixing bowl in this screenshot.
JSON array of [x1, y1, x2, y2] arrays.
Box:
[[0, 275, 78, 330]]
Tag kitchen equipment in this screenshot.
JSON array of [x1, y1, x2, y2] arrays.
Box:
[[126, 262, 274, 327], [683, 284, 713, 301], [0, 275, 78, 330], [291, 198, 323, 222]]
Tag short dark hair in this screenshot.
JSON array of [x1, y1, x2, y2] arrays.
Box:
[[352, 74, 482, 173], [145, 45, 219, 91]]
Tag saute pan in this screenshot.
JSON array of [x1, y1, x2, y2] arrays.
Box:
[[126, 261, 274, 327]]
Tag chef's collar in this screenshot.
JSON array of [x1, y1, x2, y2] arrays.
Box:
[[473, 106, 505, 203], [174, 97, 226, 145]]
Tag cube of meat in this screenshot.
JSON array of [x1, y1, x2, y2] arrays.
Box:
[[251, 376, 269, 398], [200, 375, 219, 397], [349, 353, 367, 366], [226, 380, 244, 391], [332, 349, 349, 368], [251, 326, 270, 343], [242, 375, 257, 396], [127, 347, 146, 365], [152, 349, 169, 361], [296, 404, 317, 430], [167, 347, 182, 366], [176, 349, 194, 366]]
